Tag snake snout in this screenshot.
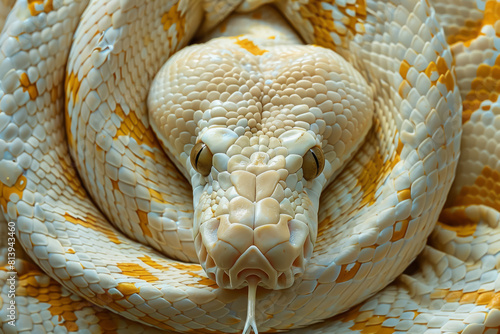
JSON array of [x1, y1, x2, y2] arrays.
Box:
[[195, 160, 318, 290]]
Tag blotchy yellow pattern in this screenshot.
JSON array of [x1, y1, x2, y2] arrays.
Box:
[[64, 212, 122, 244], [15, 265, 119, 333], [161, 2, 186, 51], [2, 0, 500, 333], [26, 0, 53, 16], [0, 175, 26, 213], [463, 56, 500, 123], [233, 37, 268, 55], [299, 0, 367, 49], [453, 166, 500, 210]]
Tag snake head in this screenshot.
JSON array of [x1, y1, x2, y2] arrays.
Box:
[[189, 128, 323, 289], [148, 36, 373, 291]]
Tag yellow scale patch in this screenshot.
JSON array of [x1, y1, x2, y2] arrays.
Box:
[[443, 0, 500, 123], [27, 0, 53, 16], [116, 256, 218, 288], [0, 174, 27, 213], [336, 262, 362, 283], [16, 269, 104, 332], [19, 73, 38, 99], [446, 18, 483, 47], [114, 104, 158, 158], [65, 71, 163, 239], [161, 3, 186, 50], [437, 217, 479, 237], [116, 262, 159, 282], [136, 210, 152, 238], [452, 166, 500, 212], [299, 0, 366, 49], [219, 20, 227, 33], [481, 0, 500, 27], [50, 84, 61, 103], [399, 56, 454, 100], [64, 71, 81, 148], [113, 105, 165, 238], [391, 219, 409, 242], [316, 138, 404, 283], [333, 303, 418, 334], [437, 165, 500, 237], [438, 206, 478, 237], [64, 212, 121, 244], [65, 72, 80, 103], [139, 255, 217, 288], [171, 261, 218, 288], [358, 139, 404, 208], [105, 281, 220, 333], [9, 264, 169, 333], [92, 311, 120, 334], [233, 37, 268, 56], [430, 288, 500, 327], [462, 56, 500, 123], [349, 317, 398, 334], [446, 0, 500, 47]]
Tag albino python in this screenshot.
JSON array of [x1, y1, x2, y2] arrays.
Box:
[[1, 0, 500, 333]]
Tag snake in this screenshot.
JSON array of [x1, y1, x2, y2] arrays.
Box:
[[1, 0, 500, 333]]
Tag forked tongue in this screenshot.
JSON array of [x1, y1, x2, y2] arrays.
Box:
[[243, 277, 259, 334]]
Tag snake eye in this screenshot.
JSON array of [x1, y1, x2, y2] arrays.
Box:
[[190, 142, 213, 176], [302, 146, 325, 180]]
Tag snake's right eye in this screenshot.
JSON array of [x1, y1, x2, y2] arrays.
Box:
[[302, 146, 325, 180], [190, 142, 213, 176]]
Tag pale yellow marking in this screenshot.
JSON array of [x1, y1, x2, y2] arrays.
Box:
[[64, 212, 122, 244], [298, 0, 366, 49], [161, 3, 186, 48], [19, 73, 38, 99], [0, 174, 26, 213], [233, 37, 268, 56], [27, 0, 53, 16], [463, 56, 500, 123], [116, 262, 158, 282]]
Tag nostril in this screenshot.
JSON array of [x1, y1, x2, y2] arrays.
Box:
[[277, 272, 288, 287], [292, 255, 303, 268], [205, 254, 216, 270], [222, 271, 231, 287]]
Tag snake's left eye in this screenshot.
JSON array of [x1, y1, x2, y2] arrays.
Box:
[[302, 146, 325, 180], [190, 142, 213, 176]]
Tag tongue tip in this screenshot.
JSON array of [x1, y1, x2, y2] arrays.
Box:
[[243, 278, 259, 334], [243, 319, 259, 334]]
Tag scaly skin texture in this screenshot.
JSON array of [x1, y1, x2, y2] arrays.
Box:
[[1, 0, 500, 333]]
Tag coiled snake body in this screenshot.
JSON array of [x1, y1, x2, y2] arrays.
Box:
[[1, 0, 500, 333]]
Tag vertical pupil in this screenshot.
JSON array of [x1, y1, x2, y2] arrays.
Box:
[[311, 150, 319, 176], [195, 146, 204, 168]]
